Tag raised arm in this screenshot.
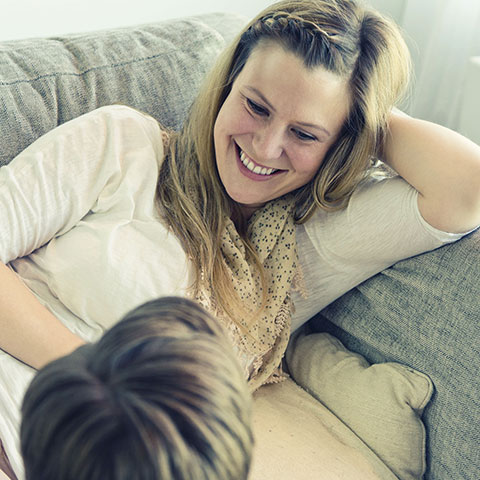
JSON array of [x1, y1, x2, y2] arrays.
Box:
[[382, 111, 480, 233], [0, 262, 85, 369]]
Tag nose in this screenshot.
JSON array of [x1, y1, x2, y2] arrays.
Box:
[[252, 123, 285, 162]]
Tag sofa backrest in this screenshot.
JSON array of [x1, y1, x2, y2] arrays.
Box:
[[0, 13, 248, 167]]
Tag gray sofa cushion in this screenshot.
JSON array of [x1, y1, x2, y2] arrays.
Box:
[[0, 13, 247, 167], [311, 229, 480, 480]]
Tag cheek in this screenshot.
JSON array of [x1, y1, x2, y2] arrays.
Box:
[[216, 99, 257, 141], [213, 108, 235, 162], [213, 105, 227, 144], [291, 149, 326, 179]]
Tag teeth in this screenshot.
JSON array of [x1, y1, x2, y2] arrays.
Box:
[[239, 149, 278, 176]]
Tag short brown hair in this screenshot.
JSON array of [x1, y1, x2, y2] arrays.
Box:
[[21, 297, 252, 480]]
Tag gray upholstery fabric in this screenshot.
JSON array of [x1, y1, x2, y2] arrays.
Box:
[[0, 13, 247, 166], [311, 229, 480, 480]]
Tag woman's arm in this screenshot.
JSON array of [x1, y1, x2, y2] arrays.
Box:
[[0, 262, 85, 369], [0, 106, 163, 368], [382, 112, 480, 233]]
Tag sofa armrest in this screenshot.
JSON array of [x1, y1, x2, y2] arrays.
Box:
[[311, 228, 480, 480]]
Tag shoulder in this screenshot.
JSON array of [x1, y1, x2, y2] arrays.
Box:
[[89, 105, 164, 138], [80, 105, 167, 166]]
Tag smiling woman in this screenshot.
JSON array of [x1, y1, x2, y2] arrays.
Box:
[[213, 42, 350, 214], [0, 1, 479, 479], [157, 0, 418, 349]]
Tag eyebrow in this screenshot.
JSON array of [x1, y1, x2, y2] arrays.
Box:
[[245, 86, 332, 137]]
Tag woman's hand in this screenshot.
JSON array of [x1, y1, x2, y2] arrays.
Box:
[[382, 111, 480, 233], [0, 261, 86, 370]]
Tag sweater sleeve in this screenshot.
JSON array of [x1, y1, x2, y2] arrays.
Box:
[[292, 174, 472, 329], [0, 105, 164, 264], [303, 174, 467, 268]]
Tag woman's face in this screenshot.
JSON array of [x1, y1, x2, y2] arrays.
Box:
[[214, 41, 350, 216]]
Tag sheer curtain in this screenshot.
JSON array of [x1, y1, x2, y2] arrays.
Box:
[[400, 0, 480, 131]]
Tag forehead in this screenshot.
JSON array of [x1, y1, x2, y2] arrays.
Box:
[[235, 42, 351, 134]]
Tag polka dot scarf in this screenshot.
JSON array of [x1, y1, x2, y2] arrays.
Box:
[[198, 195, 297, 390]]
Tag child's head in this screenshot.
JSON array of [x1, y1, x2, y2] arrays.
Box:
[[21, 297, 253, 480]]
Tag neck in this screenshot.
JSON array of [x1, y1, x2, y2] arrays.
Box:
[[239, 204, 260, 220], [230, 203, 261, 235]]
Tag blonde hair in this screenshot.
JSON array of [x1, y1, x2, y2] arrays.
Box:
[[157, 0, 411, 317]]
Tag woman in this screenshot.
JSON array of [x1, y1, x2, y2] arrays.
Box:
[[1, 0, 479, 477]]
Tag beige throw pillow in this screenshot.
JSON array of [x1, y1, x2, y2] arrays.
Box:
[[286, 331, 433, 480], [250, 378, 398, 480]]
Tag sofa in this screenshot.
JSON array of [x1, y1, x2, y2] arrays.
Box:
[[1, 12, 478, 480]]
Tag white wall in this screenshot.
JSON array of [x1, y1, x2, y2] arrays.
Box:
[[365, 0, 406, 23], [0, 0, 271, 42], [0, 0, 411, 42], [2, 0, 409, 42]]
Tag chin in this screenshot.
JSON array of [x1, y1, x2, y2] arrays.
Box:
[[226, 187, 265, 207]]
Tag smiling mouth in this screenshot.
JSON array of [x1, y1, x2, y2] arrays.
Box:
[[238, 147, 280, 176]]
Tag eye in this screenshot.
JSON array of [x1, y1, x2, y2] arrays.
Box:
[[246, 98, 269, 117], [292, 128, 317, 142]]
